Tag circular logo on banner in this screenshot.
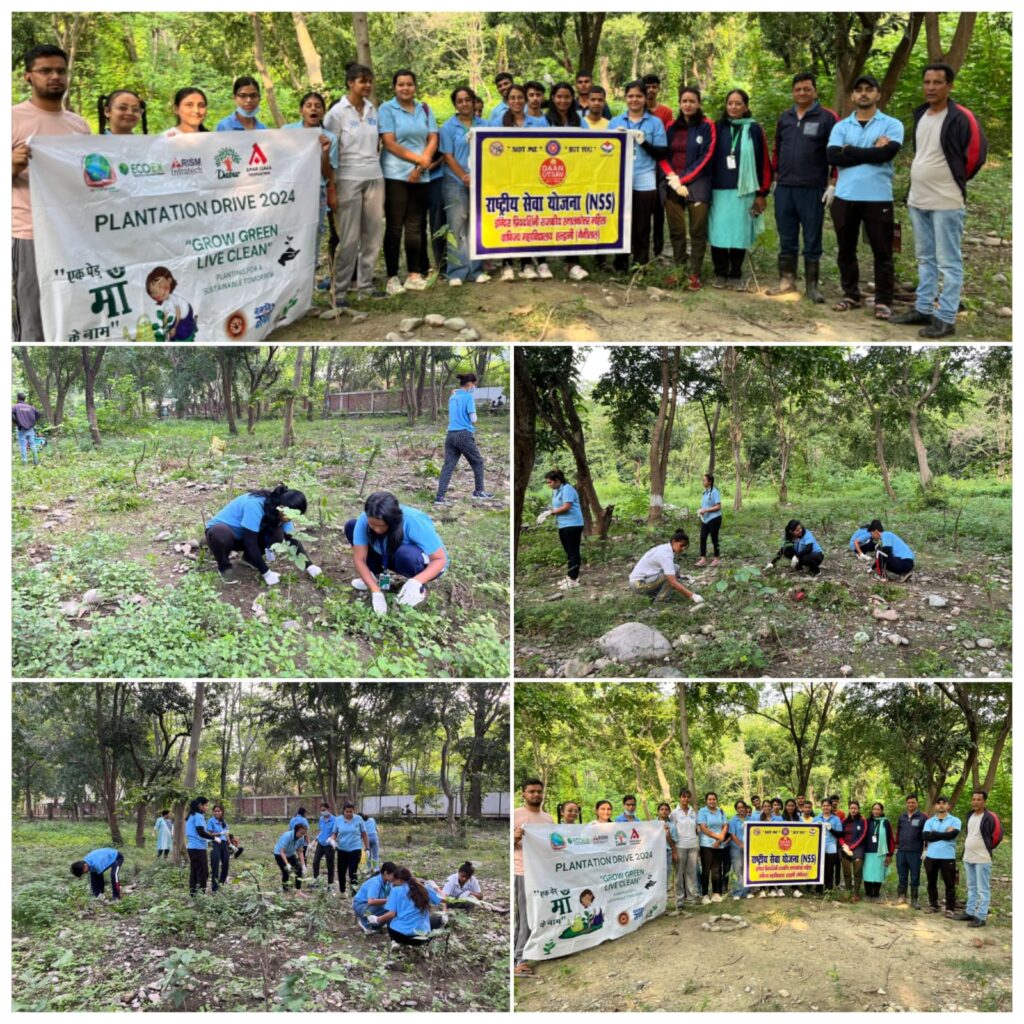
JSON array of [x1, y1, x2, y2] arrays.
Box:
[[82, 153, 116, 189], [540, 157, 567, 186], [489, 141, 504, 157], [617, 911, 631, 926], [225, 311, 248, 339], [778, 835, 792, 851], [545, 140, 562, 156]]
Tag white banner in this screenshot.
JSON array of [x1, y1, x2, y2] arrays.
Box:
[[522, 821, 666, 961], [29, 131, 322, 341]]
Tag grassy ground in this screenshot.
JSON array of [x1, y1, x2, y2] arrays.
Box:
[[515, 477, 1011, 678], [11, 818, 510, 1013], [12, 415, 509, 679], [515, 839, 1012, 1011], [269, 162, 1011, 343]]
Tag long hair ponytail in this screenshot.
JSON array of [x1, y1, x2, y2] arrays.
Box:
[[394, 866, 430, 910]]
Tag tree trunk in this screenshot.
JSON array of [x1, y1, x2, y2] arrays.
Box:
[[908, 406, 933, 488], [700, 399, 721, 477], [306, 346, 319, 421], [428, 351, 438, 424], [81, 346, 105, 447], [174, 681, 206, 865], [879, 13, 926, 107], [283, 346, 305, 447], [723, 346, 743, 512], [871, 409, 897, 500], [647, 347, 679, 525], [676, 684, 696, 798], [219, 355, 238, 436], [135, 801, 147, 848], [17, 348, 54, 422], [575, 13, 607, 75], [291, 12, 324, 88], [250, 13, 285, 127], [95, 683, 124, 846], [513, 356, 537, 562], [924, 12, 977, 71], [352, 13, 374, 101]]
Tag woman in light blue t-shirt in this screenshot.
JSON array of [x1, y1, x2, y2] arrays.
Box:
[[536, 469, 585, 590], [696, 472, 722, 566]]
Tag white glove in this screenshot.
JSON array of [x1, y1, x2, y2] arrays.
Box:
[[536, 510, 552, 525], [822, 184, 836, 209], [367, 915, 379, 925], [306, 564, 322, 578], [214, 835, 222, 843], [764, 561, 774, 571], [397, 579, 426, 608], [263, 569, 281, 586], [666, 172, 689, 197], [371, 591, 388, 617], [858, 552, 873, 563], [790, 556, 800, 568], [628, 128, 646, 145], [263, 549, 276, 563], [691, 593, 703, 604]]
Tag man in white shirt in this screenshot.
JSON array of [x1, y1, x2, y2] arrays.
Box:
[[669, 788, 700, 905], [629, 530, 703, 603]]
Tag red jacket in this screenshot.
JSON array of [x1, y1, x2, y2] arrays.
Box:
[[910, 99, 988, 197]]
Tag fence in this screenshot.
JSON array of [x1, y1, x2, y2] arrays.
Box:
[[324, 386, 507, 416], [232, 792, 510, 820]]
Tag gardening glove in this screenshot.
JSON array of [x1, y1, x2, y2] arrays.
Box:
[[667, 173, 688, 198], [536, 509, 552, 525], [764, 561, 774, 570], [263, 549, 276, 563], [790, 556, 800, 568], [263, 570, 281, 586], [371, 591, 388, 617], [367, 915, 379, 925], [397, 579, 427, 608], [822, 184, 836, 209], [306, 564, 322, 578], [627, 128, 646, 145], [691, 593, 704, 604]]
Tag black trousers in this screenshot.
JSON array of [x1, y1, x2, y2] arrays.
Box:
[[420, 175, 447, 275], [781, 544, 824, 573], [90, 853, 124, 898], [877, 547, 914, 576], [384, 178, 429, 278], [558, 525, 584, 580], [436, 429, 485, 497], [830, 196, 894, 305], [615, 189, 659, 269], [819, 851, 839, 891], [275, 852, 303, 890], [926, 858, 956, 910], [210, 840, 231, 891], [313, 843, 336, 885], [156, 848, 170, 859], [337, 848, 362, 891], [700, 517, 721, 557], [864, 880, 883, 897], [710, 246, 746, 280], [699, 846, 727, 895], [205, 523, 297, 574], [188, 848, 209, 895]]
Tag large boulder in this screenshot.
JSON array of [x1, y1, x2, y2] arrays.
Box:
[[597, 622, 672, 663]]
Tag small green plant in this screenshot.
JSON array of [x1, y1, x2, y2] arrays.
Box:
[[159, 948, 227, 1009]]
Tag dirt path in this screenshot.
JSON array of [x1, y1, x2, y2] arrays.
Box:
[[514, 899, 1011, 1012], [269, 275, 1011, 343]]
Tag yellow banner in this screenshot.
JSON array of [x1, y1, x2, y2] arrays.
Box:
[[744, 823, 824, 885], [470, 128, 631, 258]]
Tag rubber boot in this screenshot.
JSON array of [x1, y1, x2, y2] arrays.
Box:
[[767, 253, 798, 295], [805, 258, 825, 303], [911, 887, 921, 910]]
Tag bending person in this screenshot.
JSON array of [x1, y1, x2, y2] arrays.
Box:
[[629, 529, 704, 603], [71, 847, 124, 900], [346, 491, 448, 616], [354, 862, 396, 932], [867, 519, 915, 580], [765, 519, 824, 576], [435, 372, 493, 505], [370, 866, 445, 947], [274, 823, 309, 896], [205, 484, 321, 587], [849, 524, 876, 561]]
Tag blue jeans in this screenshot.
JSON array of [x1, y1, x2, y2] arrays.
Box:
[[16, 427, 38, 464], [774, 184, 826, 260], [964, 860, 991, 921], [908, 205, 966, 325], [731, 846, 749, 897], [442, 176, 482, 282], [367, 837, 380, 870]]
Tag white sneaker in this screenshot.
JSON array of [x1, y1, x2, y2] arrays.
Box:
[[711, 893, 722, 903], [385, 276, 405, 296], [351, 578, 370, 591], [701, 895, 711, 905], [793, 889, 803, 898], [537, 262, 553, 279], [472, 272, 491, 283], [519, 264, 539, 280], [568, 264, 589, 281], [557, 577, 580, 590], [404, 274, 428, 291], [758, 890, 767, 898], [501, 264, 516, 281], [775, 888, 785, 898], [448, 277, 463, 287], [733, 895, 742, 901], [746, 893, 755, 899]]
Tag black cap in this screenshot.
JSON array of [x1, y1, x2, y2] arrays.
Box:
[[852, 74, 880, 91]]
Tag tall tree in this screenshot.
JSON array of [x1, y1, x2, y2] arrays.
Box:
[[513, 353, 538, 561], [174, 681, 206, 865], [80, 346, 106, 447], [291, 12, 324, 88], [282, 346, 305, 447], [249, 13, 285, 127]]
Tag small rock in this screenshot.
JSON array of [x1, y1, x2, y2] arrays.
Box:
[[700, 624, 715, 636], [853, 631, 870, 644], [562, 657, 594, 678], [82, 588, 103, 605], [996, 307, 1012, 318], [32, 504, 50, 512], [544, 668, 555, 677], [384, 332, 404, 342], [951, 607, 961, 616], [839, 665, 853, 677], [963, 639, 977, 650], [925, 594, 948, 608], [459, 327, 480, 341], [873, 607, 899, 622], [155, 531, 172, 541], [282, 619, 301, 631], [888, 633, 909, 646], [350, 312, 370, 324], [398, 317, 424, 333], [778, 989, 790, 999], [597, 622, 672, 662], [673, 633, 694, 648], [59, 600, 80, 617], [424, 313, 446, 327], [319, 309, 340, 320], [976, 638, 995, 649], [442, 317, 467, 330], [993, 272, 1008, 284], [593, 657, 612, 670]]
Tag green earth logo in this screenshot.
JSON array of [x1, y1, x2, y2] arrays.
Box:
[[82, 153, 116, 188], [119, 162, 130, 174]]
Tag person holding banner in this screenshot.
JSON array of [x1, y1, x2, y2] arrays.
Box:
[[536, 469, 585, 590], [379, 69, 439, 296], [98, 90, 146, 135], [216, 76, 268, 131], [13, 44, 91, 343], [583, 87, 611, 130], [560, 801, 582, 824], [862, 802, 895, 901], [609, 81, 669, 272], [707, 89, 772, 290], [656, 802, 678, 883], [545, 84, 589, 281], [840, 800, 868, 901], [814, 798, 844, 894], [728, 800, 753, 899], [440, 87, 490, 287], [488, 72, 515, 123], [163, 87, 209, 136], [514, 778, 553, 976], [697, 792, 729, 904], [615, 795, 642, 822], [592, 800, 614, 824], [525, 81, 547, 122]]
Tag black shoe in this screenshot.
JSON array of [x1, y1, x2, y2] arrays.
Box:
[[891, 308, 932, 325], [218, 568, 241, 586], [954, 912, 976, 921], [918, 316, 956, 338], [968, 918, 986, 928]]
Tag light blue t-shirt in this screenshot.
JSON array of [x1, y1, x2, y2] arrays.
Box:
[[696, 806, 727, 847], [207, 493, 295, 540], [215, 111, 268, 132], [813, 813, 843, 854], [728, 815, 746, 847], [364, 817, 379, 839], [551, 483, 584, 528], [607, 110, 667, 191], [700, 487, 722, 522], [880, 531, 914, 560], [352, 505, 447, 562], [384, 881, 442, 936], [448, 389, 476, 432], [923, 814, 961, 859], [274, 829, 307, 857], [793, 528, 822, 556], [155, 817, 172, 850], [289, 814, 310, 830], [378, 97, 438, 181], [332, 814, 367, 852], [828, 110, 904, 202], [439, 115, 485, 181], [488, 101, 509, 124], [283, 121, 339, 209], [614, 812, 641, 822], [185, 811, 208, 850], [83, 848, 120, 874], [849, 528, 872, 550], [207, 816, 230, 841], [316, 813, 336, 845], [354, 872, 390, 914]]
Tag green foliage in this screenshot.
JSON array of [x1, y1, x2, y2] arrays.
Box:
[[13, 881, 75, 931]]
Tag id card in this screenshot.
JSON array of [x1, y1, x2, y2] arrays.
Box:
[[726, 154, 737, 170], [379, 572, 392, 592]]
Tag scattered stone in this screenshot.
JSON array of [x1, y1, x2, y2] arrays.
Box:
[[384, 332, 404, 342], [459, 327, 480, 341], [319, 309, 339, 320], [31, 504, 50, 512], [872, 607, 899, 621], [282, 619, 301, 631], [887, 633, 909, 646], [398, 317, 424, 333], [993, 273, 1008, 284], [562, 657, 594, 678], [976, 638, 995, 649], [442, 316, 467, 331], [982, 236, 1007, 247], [700, 623, 715, 636], [996, 307, 1012, 318], [925, 594, 948, 608], [544, 668, 555, 677], [82, 588, 103, 605], [778, 989, 791, 999], [839, 665, 853, 677], [673, 633, 694, 648], [951, 607, 961, 616], [648, 665, 683, 678], [424, 313, 446, 327], [593, 657, 612, 670], [963, 639, 977, 650], [59, 600, 80, 617], [597, 622, 672, 662], [853, 631, 870, 644], [646, 286, 668, 301], [350, 312, 370, 324], [155, 531, 172, 541]]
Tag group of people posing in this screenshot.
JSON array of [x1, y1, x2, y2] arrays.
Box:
[[14, 45, 987, 340]]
